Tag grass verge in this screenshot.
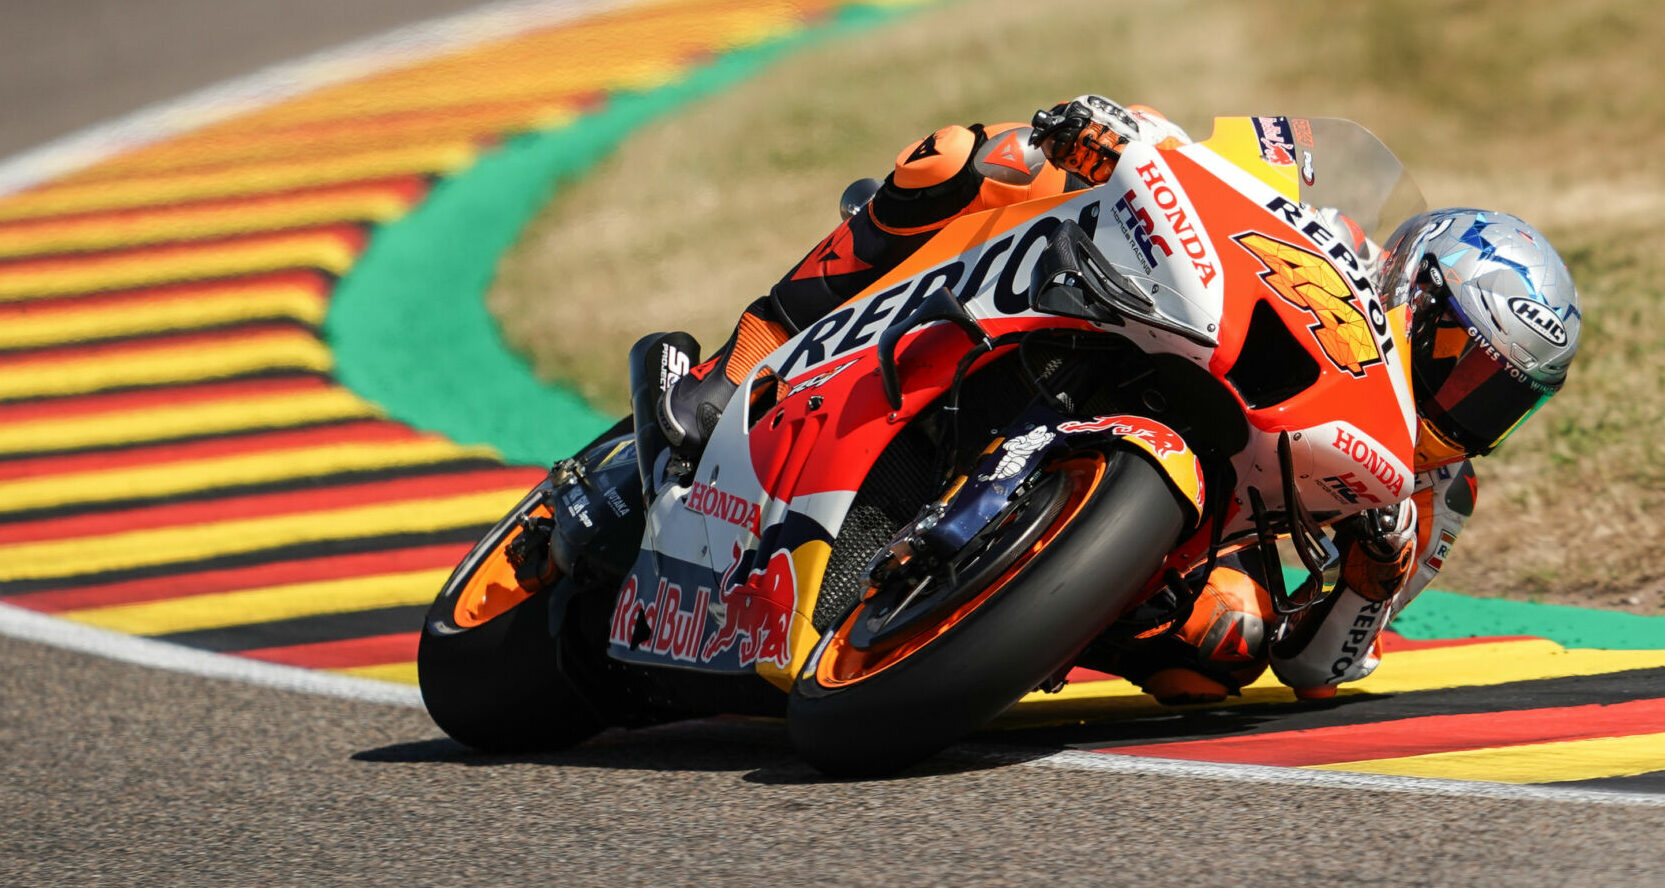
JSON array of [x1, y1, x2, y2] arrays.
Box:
[[490, 0, 1665, 613]]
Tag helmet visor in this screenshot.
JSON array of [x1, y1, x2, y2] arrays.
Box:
[[1411, 258, 1557, 455]]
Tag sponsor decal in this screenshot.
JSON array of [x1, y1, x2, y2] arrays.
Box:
[[1192, 457, 1208, 513], [1330, 599, 1385, 680], [1425, 529, 1457, 571], [1290, 117, 1315, 148], [607, 575, 710, 664], [602, 487, 631, 518], [607, 546, 795, 670], [1321, 472, 1382, 506], [981, 426, 1056, 481], [1253, 116, 1298, 167], [1235, 231, 1384, 378], [1507, 296, 1570, 347], [1262, 197, 1381, 303], [1058, 414, 1187, 457], [1465, 323, 1558, 395], [1331, 428, 1406, 498], [775, 201, 1104, 379], [1112, 188, 1173, 272], [609, 576, 641, 646], [1060, 414, 1203, 511], [700, 548, 794, 668], [786, 359, 856, 397], [685, 481, 762, 536], [559, 485, 594, 529], [1300, 150, 1316, 186], [979, 129, 1040, 178], [1133, 161, 1219, 286], [660, 343, 691, 392]]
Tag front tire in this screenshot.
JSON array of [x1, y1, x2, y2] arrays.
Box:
[[417, 484, 604, 752], [787, 449, 1186, 776]]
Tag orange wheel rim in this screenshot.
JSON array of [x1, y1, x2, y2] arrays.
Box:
[[814, 454, 1107, 688], [452, 504, 552, 628]]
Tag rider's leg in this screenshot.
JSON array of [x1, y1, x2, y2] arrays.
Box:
[[657, 294, 791, 450], [1109, 561, 1276, 705], [658, 122, 1066, 456]]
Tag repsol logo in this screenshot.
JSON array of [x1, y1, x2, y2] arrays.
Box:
[[1263, 196, 1396, 364], [1330, 599, 1385, 680], [776, 200, 1102, 379]]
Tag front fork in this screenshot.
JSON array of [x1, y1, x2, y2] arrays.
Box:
[[866, 401, 1209, 600]]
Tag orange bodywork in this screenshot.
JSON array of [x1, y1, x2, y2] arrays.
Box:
[[451, 503, 553, 628]]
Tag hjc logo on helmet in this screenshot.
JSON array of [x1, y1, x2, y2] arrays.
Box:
[[1507, 296, 1570, 347]]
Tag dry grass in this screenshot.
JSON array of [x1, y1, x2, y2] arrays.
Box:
[[490, 0, 1665, 612]]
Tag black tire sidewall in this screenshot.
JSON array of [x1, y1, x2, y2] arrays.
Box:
[[416, 481, 602, 753], [787, 449, 1186, 777]]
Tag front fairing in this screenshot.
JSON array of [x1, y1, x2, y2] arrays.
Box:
[[1044, 118, 1427, 535]]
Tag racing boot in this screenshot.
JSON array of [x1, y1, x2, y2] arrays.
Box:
[[1110, 564, 1276, 705], [658, 296, 791, 460]]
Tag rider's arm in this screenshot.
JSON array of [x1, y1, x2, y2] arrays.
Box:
[[1269, 460, 1478, 696], [1031, 95, 1191, 184], [768, 96, 1188, 329]]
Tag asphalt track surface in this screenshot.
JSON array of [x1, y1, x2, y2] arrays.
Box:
[[0, 0, 492, 159], [8, 633, 1665, 888], [4, 2, 1665, 884]]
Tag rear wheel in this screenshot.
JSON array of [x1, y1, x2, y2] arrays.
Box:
[[417, 484, 604, 752], [788, 449, 1187, 776]]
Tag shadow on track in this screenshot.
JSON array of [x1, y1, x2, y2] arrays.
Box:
[[350, 716, 1037, 784]]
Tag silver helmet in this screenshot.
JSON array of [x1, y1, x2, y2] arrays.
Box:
[[1379, 209, 1581, 460]]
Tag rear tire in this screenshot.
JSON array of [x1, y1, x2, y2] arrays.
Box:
[[418, 484, 604, 752], [787, 449, 1186, 777]]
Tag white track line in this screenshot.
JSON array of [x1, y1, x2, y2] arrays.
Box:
[[0, 602, 422, 708], [9, 599, 1659, 804], [1003, 747, 1665, 809], [0, 0, 635, 197], [615, 719, 1665, 807]]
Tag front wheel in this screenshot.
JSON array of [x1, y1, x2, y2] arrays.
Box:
[[417, 483, 604, 752], [787, 449, 1187, 777]]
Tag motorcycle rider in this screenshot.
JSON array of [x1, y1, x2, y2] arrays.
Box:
[[657, 95, 1582, 704]]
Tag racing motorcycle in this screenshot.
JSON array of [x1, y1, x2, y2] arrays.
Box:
[[417, 116, 1428, 776]]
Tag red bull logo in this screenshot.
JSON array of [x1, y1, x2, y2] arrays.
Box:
[[1058, 414, 1188, 457], [610, 543, 800, 670], [700, 548, 795, 668], [607, 575, 711, 664], [1059, 414, 1203, 512]]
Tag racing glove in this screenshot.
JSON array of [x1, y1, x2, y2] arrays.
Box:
[[1335, 500, 1418, 602], [1029, 95, 1143, 185]]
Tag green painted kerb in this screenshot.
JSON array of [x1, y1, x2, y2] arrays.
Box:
[[326, 3, 914, 467], [325, 2, 1662, 651], [1395, 590, 1665, 651]]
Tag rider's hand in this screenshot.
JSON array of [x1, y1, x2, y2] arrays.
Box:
[[1030, 95, 1143, 185], [1336, 501, 1418, 602]]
